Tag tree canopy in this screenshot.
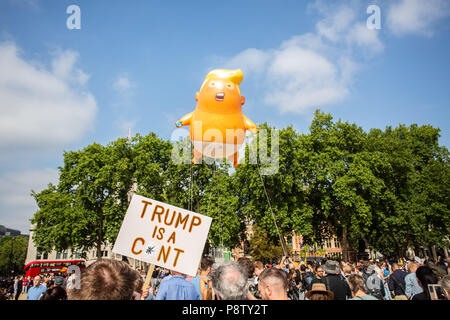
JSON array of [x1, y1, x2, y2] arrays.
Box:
[[30, 110, 449, 260]]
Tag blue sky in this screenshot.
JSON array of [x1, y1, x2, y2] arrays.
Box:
[[1, 0, 449, 234]]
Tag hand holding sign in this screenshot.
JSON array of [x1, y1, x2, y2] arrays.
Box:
[[112, 194, 212, 277]]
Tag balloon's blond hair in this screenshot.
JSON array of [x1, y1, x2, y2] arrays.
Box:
[[200, 69, 243, 93]]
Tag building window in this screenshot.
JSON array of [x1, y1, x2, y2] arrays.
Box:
[[63, 251, 68, 259], [326, 238, 332, 248], [334, 239, 341, 248], [56, 252, 61, 259]]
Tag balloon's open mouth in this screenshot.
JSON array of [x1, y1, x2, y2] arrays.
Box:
[[215, 92, 224, 101]]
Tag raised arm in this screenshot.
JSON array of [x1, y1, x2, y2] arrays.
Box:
[[175, 112, 194, 128], [243, 116, 258, 134]]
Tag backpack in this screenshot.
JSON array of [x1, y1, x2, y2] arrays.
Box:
[[366, 274, 383, 300]]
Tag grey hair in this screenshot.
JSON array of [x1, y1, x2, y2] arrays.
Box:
[[442, 275, 450, 295], [209, 261, 248, 300]]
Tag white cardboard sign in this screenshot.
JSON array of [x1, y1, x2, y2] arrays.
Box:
[[112, 194, 212, 277]]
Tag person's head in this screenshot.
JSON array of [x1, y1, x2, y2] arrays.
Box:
[[41, 286, 67, 300], [407, 262, 419, 274], [258, 267, 289, 300], [209, 261, 248, 300], [54, 276, 64, 287], [347, 274, 367, 297], [300, 264, 307, 272], [392, 263, 399, 271], [322, 260, 341, 275], [199, 256, 214, 275], [237, 257, 255, 280], [68, 258, 141, 300], [416, 266, 438, 299], [46, 279, 55, 289], [306, 283, 334, 300], [441, 275, 450, 300], [33, 276, 42, 286], [253, 261, 264, 277], [315, 266, 324, 278], [343, 265, 352, 275]]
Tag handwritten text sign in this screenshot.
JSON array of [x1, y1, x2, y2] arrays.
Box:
[[112, 194, 212, 277]]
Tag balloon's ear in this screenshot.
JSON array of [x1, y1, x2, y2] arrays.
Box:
[[241, 96, 245, 106], [195, 92, 199, 101]]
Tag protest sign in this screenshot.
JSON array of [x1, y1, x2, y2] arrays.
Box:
[[112, 194, 212, 277]]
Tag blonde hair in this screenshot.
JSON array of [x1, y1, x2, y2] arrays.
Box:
[[200, 69, 243, 93]]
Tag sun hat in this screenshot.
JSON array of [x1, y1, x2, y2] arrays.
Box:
[[305, 283, 334, 300], [322, 260, 341, 275], [55, 276, 64, 286]]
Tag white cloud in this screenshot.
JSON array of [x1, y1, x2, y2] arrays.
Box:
[[113, 74, 135, 97], [225, 48, 271, 76], [51, 49, 90, 85], [0, 168, 59, 206], [0, 42, 97, 149], [221, 1, 382, 114], [387, 0, 450, 37], [0, 168, 59, 233], [316, 5, 356, 43], [347, 22, 384, 53]]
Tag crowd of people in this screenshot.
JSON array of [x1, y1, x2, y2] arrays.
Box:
[[1, 255, 449, 301]]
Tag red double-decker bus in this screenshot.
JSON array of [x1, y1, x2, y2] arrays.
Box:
[[23, 260, 86, 278]]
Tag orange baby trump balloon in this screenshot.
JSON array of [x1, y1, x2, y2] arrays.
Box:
[[175, 69, 258, 167]]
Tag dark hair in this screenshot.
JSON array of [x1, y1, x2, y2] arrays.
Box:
[[347, 274, 366, 294], [309, 292, 330, 300], [237, 257, 255, 279], [416, 266, 438, 300], [41, 286, 67, 300], [300, 265, 307, 272], [200, 257, 214, 271]]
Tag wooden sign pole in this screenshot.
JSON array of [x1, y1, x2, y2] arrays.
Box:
[[141, 264, 155, 300]]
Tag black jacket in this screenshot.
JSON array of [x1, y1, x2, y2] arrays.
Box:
[[388, 270, 407, 296], [323, 274, 352, 300]]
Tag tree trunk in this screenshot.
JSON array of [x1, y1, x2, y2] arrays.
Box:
[[97, 207, 103, 259], [341, 226, 349, 262], [431, 245, 438, 262]]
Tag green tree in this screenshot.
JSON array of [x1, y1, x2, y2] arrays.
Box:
[[234, 123, 311, 256], [295, 110, 377, 260], [248, 226, 285, 264], [0, 236, 28, 275], [200, 162, 241, 249], [364, 124, 450, 257], [32, 138, 134, 258]]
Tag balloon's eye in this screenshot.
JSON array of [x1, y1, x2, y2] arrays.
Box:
[[226, 83, 234, 89], [209, 82, 216, 87]]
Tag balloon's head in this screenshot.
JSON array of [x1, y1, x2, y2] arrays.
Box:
[[196, 69, 245, 113]]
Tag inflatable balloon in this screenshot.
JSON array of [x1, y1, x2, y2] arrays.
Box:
[[175, 69, 258, 167]]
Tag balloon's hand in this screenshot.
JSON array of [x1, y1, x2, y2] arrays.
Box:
[[175, 112, 193, 128]]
